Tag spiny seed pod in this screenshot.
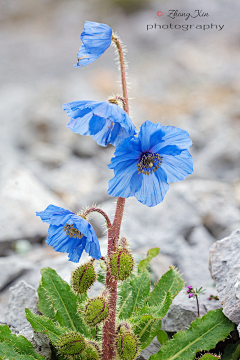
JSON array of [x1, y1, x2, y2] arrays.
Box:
[[83, 342, 101, 360], [110, 249, 134, 281], [56, 332, 86, 356], [84, 297, 108, 326], [117, 332, 138, 360], [71, 261, 96, 294]]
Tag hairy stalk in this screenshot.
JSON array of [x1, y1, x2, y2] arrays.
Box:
[[82, 207, 112, 228], [102, 34, 129, 360]]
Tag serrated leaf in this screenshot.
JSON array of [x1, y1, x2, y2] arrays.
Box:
[[132, 315, 162, 350], [148, 267, 184, 307], [222, 340, 240, 360], [25, 308, 69, 345], [38, 283, 55, 320], [137, 292, 172, 320], [0, 340, 37, 360], [0, 325, 44, 360], [157, 330, 169, 346], [198, 354, 220, 359], [39, 267, 90, 336], [149, 309, 234, 360], [118, 271, 150, 320], [138, 248, 160, 272]]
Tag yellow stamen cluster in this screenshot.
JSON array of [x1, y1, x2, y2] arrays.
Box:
[[63, 224, 83, 239], [137, 152, 163, 175]]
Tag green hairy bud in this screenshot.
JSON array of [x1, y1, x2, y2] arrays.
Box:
[[83, 342, 101, 359], [84, 297, 108, 326], [117, 332, 138, 360], [71, 261, 96, 294], [56, 332, 86, 356], [110, 248, 134, 281]]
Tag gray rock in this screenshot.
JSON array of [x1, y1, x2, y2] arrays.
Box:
[[19, 326, 52, 360], [5, 280, 38, 330], [0, 255, 33, 291], [137, 337, 161, 360], [162, 289, 221, 332], [209, 229, 240, 324], [0, 164, 65, 245], [238, 323, 240, 338]]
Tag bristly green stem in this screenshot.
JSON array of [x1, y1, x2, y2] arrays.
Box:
[[102, 34, 129, 360]]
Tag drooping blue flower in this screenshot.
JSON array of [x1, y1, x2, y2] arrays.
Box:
[[36, 205, 102, 262], [107, 121, 193, 207], [74, 21, 112, 67], [63, 100, 137, 147]]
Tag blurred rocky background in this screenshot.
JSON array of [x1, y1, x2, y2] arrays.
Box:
[[0, 0, 240, 336]]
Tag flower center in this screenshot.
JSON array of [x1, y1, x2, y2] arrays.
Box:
[[137, 152, 163, 175], [63, 224, 83, 239]]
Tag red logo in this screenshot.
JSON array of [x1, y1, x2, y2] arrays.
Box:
[[156, 11, 163, 17]]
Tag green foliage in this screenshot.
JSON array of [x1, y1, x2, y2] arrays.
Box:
[[132, 315, 162, 350], [110, 249, 134, 281], [157, 330, 169, 346], [138, 248, 160, 272], [198, 354, 220, 359], [222, 340, 240, 360], [0, 325, 44, 360], [37, 267, 90, 337], [71, 262, 96, 294], [56, 332, 86, 355], [84, 297, 108, 326], [118, 270, 150, 320], [117, 332, 139, 360], [25, 308, 69, 345], [147, 267, 184, 307], [149, 309, 234, 360]]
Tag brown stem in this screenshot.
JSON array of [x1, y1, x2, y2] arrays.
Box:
[[196, 295, 200, 318], [83, 207, 112, 228], [102, 33, 129, 360], [112, 35, 129, 114]]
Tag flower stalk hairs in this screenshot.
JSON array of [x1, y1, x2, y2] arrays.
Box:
[[34, 20, 197, 360]]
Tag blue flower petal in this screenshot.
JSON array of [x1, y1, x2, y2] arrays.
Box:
[[150, 126, 192, 153], [74, 21, 112, 67], [161, 150, 193, 183], [135, 169, 169, 207], [63, 100, 137, 147], [107, 120, 193, 206], [37, 205, 102, 262]]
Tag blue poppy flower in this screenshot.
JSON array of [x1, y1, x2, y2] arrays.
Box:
[[63, 100, 137, 147], [36, 205, 102, 262], [107, 121, 193, 207], [74, 21, 112, 67]]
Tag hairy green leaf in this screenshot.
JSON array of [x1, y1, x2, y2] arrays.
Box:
[[148, 267, 184, 307], [138, 248, 160, 272], [149, 309, 234, 360], [137, 292, 172, 319], [0, 340, 37, 360], [118, 271, 150, 320], [132, 315, 162, 350], [222, 340, 240, 360], [198, 354, 220, 359], [0, 325, 44, 360], [25, 308, 69, 345], [39, 267, 90, 336], [157, 330, 169, 346]]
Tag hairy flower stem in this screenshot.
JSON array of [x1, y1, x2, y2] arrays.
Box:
[[112, 35, 129, 114], [102, 35, 129, 360], [82, 208, 112, 228]]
